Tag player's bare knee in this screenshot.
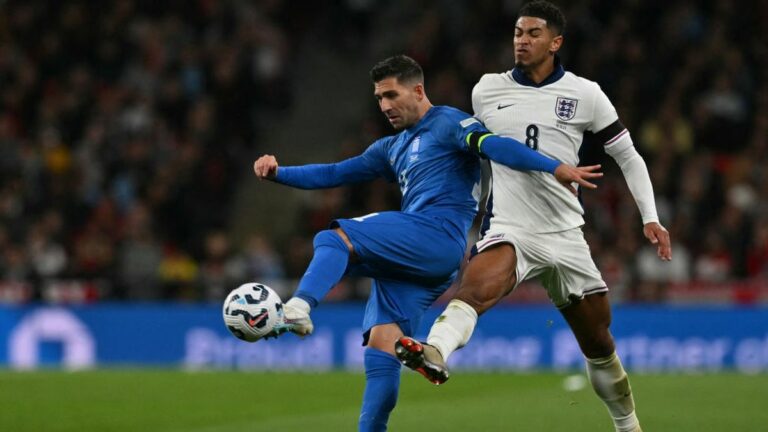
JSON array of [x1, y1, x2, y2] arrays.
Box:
[[367, 323, 402, 355], [331, 227, 355, 253]]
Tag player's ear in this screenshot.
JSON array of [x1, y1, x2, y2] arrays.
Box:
[[413, 82, 426, 100], [549, 34, 563, 54]]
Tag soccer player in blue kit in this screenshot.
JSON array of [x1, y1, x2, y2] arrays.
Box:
[[253, 55, 601, 431]]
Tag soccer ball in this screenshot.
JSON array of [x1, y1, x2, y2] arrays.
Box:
[[222, 282, 284, 342]]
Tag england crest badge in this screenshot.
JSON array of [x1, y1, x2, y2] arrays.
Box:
[[555, 97, 578, 121]]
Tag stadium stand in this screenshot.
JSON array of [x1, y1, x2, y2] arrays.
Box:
[[0, 0, 765, 304]]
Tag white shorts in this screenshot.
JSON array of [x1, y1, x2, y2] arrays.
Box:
[[474, 227, 607, 308]]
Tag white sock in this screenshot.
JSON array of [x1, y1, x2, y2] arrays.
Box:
[[586, 352, 640, 432], [426, 299, 478, 361]]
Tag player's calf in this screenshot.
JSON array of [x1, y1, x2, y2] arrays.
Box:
[[394, 337, 449, 385], [586, 352, 641, 432]]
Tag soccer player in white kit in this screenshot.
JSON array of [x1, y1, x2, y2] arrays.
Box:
[[395, 2, 671, 432]]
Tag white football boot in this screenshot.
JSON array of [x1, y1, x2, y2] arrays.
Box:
[[283, 297, 314, 336]]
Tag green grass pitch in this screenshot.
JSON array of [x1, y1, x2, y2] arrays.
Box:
[[1, 370, 766, 431]]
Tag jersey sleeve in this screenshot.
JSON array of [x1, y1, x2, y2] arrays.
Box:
[[275, 155, 381, 189], [588, 83, 620, 133], [471, 81, 483, 121], [471, 74, 493, 122], [434, 110, 489, 152], [436, 109, 560, 173], [454, 116, 490, 148], [360, 136, 396, 182], [273, 137, 394, 189]]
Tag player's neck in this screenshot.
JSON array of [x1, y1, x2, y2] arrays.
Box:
[[416, 100, 434, 121]]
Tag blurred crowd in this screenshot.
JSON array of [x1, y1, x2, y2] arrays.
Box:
[[0, 0, 313, 301], [0, 0, 766, 303]]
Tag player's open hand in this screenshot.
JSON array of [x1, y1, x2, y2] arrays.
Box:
[[553, 164, 603, 196], [643, 222, 672, 261], [254, 154, 279, 179]]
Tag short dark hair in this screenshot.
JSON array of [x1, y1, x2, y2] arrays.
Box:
[[519, 0, 566, 36], [370, 55, 424, 84]]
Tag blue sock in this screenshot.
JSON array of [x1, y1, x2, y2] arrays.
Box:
[[294, 230, 350, 308], [359, 348, 401, 432]]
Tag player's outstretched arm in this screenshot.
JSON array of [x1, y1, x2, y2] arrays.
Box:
[[553, 164, 603, 195], [466, 132, 558, 172], [253, 154, 380, 189], [466, 132, 603, 194]]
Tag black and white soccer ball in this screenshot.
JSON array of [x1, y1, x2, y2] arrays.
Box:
[[222, 283, 284, 342]]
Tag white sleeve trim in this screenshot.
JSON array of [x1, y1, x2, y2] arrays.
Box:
[[604, 132, 659, 225], [605, 128, 629, 145]]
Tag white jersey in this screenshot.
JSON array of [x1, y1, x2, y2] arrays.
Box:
[[473, 66, 620, 233]]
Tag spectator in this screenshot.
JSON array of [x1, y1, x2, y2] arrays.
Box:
[[0, 0, 765, 304], [198, 230, 246, 302]]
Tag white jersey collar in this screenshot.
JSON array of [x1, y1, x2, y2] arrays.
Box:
[[510, 55, 565, 88]]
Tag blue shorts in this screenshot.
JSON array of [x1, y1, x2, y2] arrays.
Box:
[[333, 211, 465, 343]]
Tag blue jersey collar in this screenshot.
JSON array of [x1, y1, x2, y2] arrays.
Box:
[[510, 55, 565, 88]]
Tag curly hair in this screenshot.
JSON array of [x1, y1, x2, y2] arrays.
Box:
[[519, 1, 567, 35]]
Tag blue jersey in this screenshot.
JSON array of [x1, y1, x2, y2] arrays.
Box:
[[276, 106, 488, 245], [359, 106, 486, 243]]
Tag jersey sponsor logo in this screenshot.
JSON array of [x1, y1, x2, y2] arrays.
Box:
[[497, 102, 516, 110], [460, 117, 480, 128], [555, 97, 578, 121]]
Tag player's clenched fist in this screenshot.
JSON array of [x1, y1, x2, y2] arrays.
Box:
[[254, 155, 278, 179]]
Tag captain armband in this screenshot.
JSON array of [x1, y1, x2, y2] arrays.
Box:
[[465, 132, 494, 155]]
